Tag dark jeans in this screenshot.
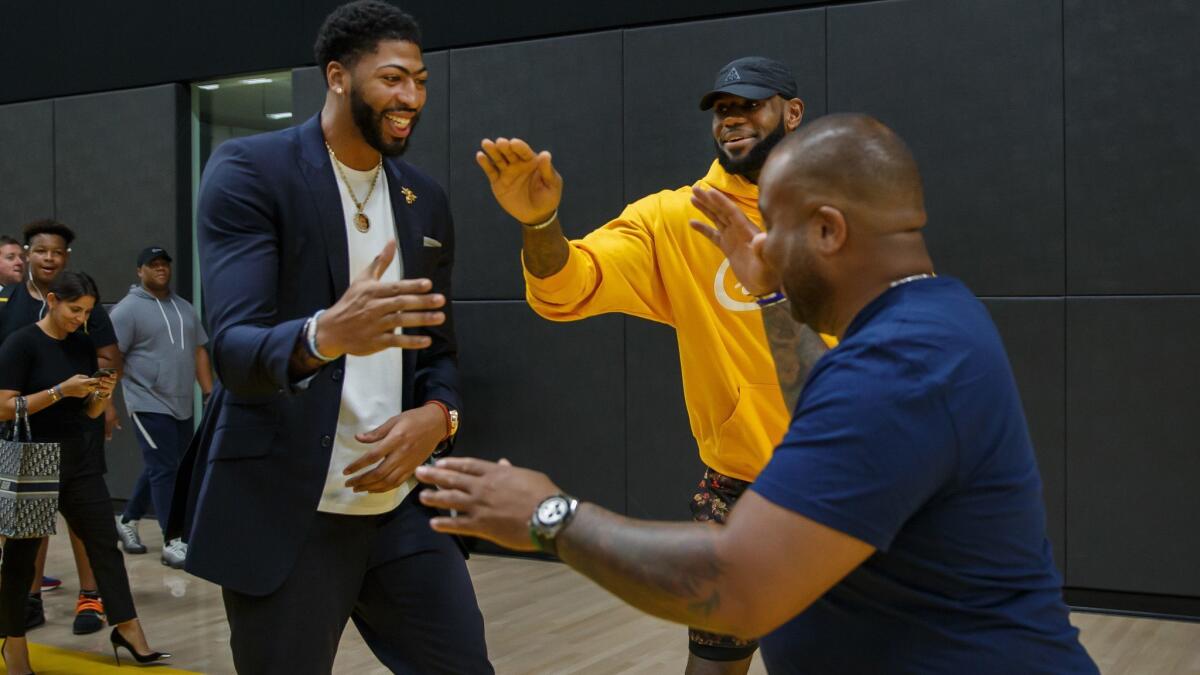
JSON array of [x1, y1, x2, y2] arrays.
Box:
[[222, 496, 493, 674], [122, 412, 193, 534], [0, 441, 137, 637]]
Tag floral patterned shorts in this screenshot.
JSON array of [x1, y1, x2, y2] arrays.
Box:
[[686, 468, 759, 661]]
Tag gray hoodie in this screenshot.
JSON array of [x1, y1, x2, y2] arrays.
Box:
[[110, 285, 208, 420]]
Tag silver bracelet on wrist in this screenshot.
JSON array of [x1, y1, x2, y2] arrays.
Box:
[[523, 210, 559, 231], [304, 310, 337, 362]]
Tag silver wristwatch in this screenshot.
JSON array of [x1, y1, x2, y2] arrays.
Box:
[[529, 493, 579, 556]]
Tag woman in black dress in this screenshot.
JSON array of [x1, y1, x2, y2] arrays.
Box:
[[0, 272, 169, 673]]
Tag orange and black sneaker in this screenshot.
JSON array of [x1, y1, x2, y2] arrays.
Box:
[[73, 590, 105, 635]]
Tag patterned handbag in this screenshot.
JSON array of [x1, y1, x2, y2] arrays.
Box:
[[0, 395, 60, 538]]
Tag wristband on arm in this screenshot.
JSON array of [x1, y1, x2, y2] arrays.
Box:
[[754, 290, 787, 308]]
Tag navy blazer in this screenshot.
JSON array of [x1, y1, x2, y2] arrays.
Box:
[[169, 114, 461, 596]]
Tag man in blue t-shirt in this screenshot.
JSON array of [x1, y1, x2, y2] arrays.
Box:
[[414, 114, 1098, 674]]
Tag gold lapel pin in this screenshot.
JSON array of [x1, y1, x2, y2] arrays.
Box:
[[401, 187, 417, 205]]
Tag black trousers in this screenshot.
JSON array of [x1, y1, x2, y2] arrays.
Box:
[[0, 440, 137, 636], [222, 493, 493, 674]]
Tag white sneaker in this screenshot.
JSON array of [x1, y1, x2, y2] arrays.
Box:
[[161, 538, 187, 569], [115, 517, 148, 554]]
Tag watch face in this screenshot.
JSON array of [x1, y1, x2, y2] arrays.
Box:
[[537, 497, 569, 525]]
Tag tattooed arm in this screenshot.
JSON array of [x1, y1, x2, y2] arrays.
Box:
[[762, 301, 829, 411], [416, 459, 875, 639]]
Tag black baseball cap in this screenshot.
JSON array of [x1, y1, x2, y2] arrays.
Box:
[[137, 246, 172, 267], [699, 56, 798, 110]]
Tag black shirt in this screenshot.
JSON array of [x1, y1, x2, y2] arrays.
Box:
[[0, 323, 98, 442], [0, 282, 117, 350]]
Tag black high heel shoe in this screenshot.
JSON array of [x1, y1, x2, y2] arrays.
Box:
[[110, 627, 172, 666], [2, 637, 36, 674]]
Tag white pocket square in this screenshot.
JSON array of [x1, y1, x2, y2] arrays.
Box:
[[422, 236, 442, 248]]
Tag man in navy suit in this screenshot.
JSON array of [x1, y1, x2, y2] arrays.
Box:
[[175, 2, 492, 672]]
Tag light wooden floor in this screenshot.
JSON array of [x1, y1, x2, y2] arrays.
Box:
[[17, 519, 1198, 674]]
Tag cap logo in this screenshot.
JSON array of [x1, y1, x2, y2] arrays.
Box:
[[723, 67, 741, 83]]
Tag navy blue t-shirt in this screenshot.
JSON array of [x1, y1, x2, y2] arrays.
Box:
[[752, 277, 1096, 674]]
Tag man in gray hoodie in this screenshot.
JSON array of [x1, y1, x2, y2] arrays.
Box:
[[110, 247, 212, 568]]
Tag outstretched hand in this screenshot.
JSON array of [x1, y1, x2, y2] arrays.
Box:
[[316, 240, 446, 358], [476, 138, 563, 226], [416, 457, 561, 552], [689, 187, 780, 297]]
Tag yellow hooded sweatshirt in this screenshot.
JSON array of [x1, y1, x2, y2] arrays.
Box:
[[525, 160, 831, 482]]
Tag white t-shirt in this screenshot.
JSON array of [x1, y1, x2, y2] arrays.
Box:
[[318, 157, 414, 515]]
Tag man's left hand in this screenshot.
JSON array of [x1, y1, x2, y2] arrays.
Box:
[[344, 404, 446, 493], [689, 186, 780, 297], [416, 458, 560, 552]]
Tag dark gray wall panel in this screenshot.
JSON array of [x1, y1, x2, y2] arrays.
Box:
[[828, 0, 1064, 296], [291, 51, 450, 190], [1066, 298, 1200, 595], [625, 318, 706, 520], [0, 101, 55, 233], [622, 7, 826, 201], [1064, 1, 1200, 294], [103, 391, 144, 501], [54, 85, 189, 303], [983, 299, 1066, 573], [448, 32, 623, 300], [406, 50, 450, 192], [453, 302, 626, 513], [290, 66, 326, 122]]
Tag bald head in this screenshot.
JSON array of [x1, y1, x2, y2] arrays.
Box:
[[762, 113, 926, 233], [755, 114, 935, 336]]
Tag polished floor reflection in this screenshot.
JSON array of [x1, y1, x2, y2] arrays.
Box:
[[20, 518, 1198, 674]]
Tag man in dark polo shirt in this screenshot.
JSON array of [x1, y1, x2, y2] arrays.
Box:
[[416, 114, 1098, 674]]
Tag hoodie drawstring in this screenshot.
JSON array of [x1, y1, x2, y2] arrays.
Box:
[[155, 296, 187, 350]]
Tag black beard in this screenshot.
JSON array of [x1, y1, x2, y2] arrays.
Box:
[[715, 122, 787, 180], [350, 87, 419, 158]]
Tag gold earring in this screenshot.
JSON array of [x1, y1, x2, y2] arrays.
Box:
[[335, 87, 344, 94]]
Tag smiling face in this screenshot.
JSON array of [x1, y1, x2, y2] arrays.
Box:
[[710, 93, 805, 182], [46, 292, 95, 334], [344, 39, 427, 157], [0, 243, 24, 285]]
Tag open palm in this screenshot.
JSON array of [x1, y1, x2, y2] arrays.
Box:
[[689, 187, 780, 297], [476, 137, 563, 225]]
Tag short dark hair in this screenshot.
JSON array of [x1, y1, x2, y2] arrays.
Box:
[[0, 235, 19, 248], [48, 270, 100, 304], [23, 219, 76, 247], [314, 1, 421, 74]]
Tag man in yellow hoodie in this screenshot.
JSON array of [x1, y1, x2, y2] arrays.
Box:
[[476, 57, 829, 675]]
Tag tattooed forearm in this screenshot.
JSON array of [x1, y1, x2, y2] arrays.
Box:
[[522, 215, 571, 278], [762, 301, 828, 411], [556, 504, 750, 636]]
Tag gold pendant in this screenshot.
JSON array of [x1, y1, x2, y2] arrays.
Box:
[[401, 187, 417, 205], [355, 213, 370, 233]]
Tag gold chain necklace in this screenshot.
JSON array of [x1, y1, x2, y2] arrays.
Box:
[[325, 142, 382, 233]]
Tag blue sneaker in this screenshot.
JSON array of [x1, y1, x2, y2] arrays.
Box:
[[40, 576, 62, 592]]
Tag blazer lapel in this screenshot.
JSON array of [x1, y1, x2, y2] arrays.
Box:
[[383, 161, 422, 280], [296, 115, 351, 299]]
